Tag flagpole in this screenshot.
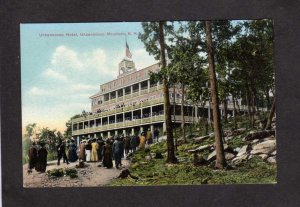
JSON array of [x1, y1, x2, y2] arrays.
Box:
[[125, 34, 127, 58]]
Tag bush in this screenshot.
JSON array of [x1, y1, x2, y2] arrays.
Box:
[[47, 168, 78, 179], [65, 168, 78, 179], [47, 169, 64, 178]]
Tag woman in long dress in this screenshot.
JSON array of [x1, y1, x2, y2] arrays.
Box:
[[79, 140, 86, 161], [85, 140, 92, 162], [102, 139, 113, 168], [91, 139, 99, 162], [138, 132, 146, 150], [35, 142, 48, 172], [68, 139, 78, 162]]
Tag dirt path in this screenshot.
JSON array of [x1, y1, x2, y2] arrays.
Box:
[[23, 159, 130, 188]]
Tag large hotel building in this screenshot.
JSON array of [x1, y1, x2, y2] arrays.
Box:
[[71, 55, 200, 140], [71, 55, 241, 142]]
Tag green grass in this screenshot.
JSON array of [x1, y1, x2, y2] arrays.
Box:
[[109, 138, 276, 186]]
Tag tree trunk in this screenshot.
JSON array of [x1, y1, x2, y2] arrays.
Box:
[[159, 21, 177, 163], [265, 97, 275, 130], [265, 90, 271, 109], [173, 85, 177, 150], [223, 98, 228, 123], [205, 21, 226, 169], [236, 99, 240, 113], [246, 87, 252, 127], [181, 83, 186, 143], [232, 95, 237, 129]]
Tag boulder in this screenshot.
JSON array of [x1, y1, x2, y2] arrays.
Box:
[[262, 136, 275, 142], [236, 144, 251, 157], [271, 150, 277, 156], [258, 154, 269, 160], [158, 135, 167, 142], [248, 154, 254, 160], [250, 140, 276, 155], [150, 153, 156, 158], [232, 153, 249, 164], [252, 139, 260, 144], [187, 144, 211, 153], [244, 130, 275, 141], [192, 135, 210, 143], [225, 136, 234, 142], [267, 156, 276, 164], [207, 150, 216, 161], [225, 153, 235, 160], [234, 147, 241, 153]]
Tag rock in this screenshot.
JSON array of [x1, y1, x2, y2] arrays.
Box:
[[225, 136, 234, 142], [187, 144, 211, 153], [258, 154, 269, 160], [232, 153, 249, 164], [252, 139, 260, 144], [271, 150, 276, 156], [158, 135, 167, 142], [267, 156, 276, 164], [236, 145, 251, 157], [207, 150, 216, 161], [150, 153, 156, 158], [192, 135, 210, 143], [262, 136, 275, 142], [234, 147, 241, 153], [224, 128, 247, 137], [225, 153, 235, 160], [248, 154, 254, 160], [118, 169, 138, 179], [145, 155, 151, 160], [244, 130, 275, 141], [250, 140, 276, 155]]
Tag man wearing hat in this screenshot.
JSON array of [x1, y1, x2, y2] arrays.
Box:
[[57, 139, 69, 165], [112, 137, 124, 169]]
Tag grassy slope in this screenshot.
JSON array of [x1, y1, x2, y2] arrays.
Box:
[[109, 119, 277, 186]]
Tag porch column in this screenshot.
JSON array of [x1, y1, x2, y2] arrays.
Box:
[[147, 80, 150, 93], [163, 122, 166, 133], [139, 82, 141, 95]]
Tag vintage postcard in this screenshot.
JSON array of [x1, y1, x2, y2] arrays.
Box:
[[21, 20, 276, 187]]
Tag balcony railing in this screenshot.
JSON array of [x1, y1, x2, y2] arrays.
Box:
[[132, 92, 139, 97], [71, 115, 166, 136], [140, 89, 148, 95], [73, 98, 165, 123], [116, 108, 123, 113]]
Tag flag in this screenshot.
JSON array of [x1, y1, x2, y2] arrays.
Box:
[[126, 42, 132, 59]]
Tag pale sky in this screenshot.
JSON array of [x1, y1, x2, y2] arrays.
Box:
[[21, 22, 157, 134]]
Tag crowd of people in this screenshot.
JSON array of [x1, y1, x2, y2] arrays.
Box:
[[27, 142, 48, 173], [27, 128, 160, 172]]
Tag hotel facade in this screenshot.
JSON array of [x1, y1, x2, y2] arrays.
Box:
[[71, 56, 202, 140], [71, 57, 241, 141]]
